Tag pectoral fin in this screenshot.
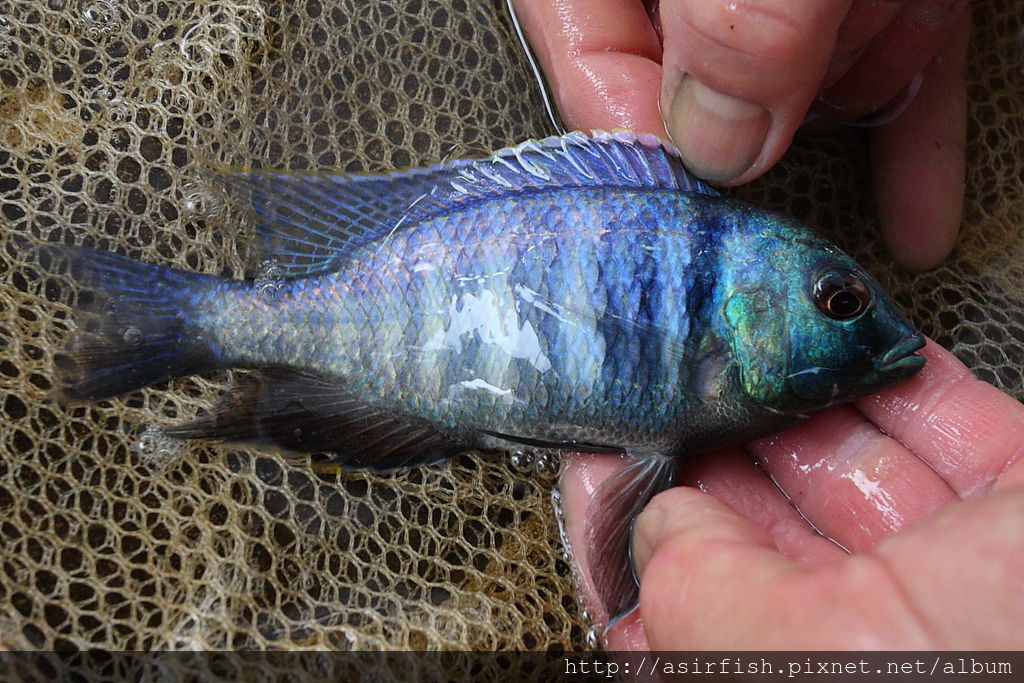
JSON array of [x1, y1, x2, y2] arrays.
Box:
[[586, 454, 679, 626]]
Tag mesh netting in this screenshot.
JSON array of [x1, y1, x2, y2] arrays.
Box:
[[1, 0, 1022, 653]]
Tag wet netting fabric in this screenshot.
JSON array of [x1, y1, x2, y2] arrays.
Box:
[[1, 0, 1022, 654]]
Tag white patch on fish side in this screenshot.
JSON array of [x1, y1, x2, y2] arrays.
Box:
[[446, 378, 518, 406], [424, 289, 553, 373], [412, 260, 436, 273], [458, 378, 514, 396], [514, 284, 576, 326]]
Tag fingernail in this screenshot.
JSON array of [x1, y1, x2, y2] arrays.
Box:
[[630, 504, 666, 580], [665, 75, 770, 182]]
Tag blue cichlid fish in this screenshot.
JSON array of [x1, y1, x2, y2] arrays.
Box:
[[47, 130, 925, 624]]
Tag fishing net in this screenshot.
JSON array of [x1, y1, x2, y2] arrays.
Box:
[[1, 0, 1021, 656]]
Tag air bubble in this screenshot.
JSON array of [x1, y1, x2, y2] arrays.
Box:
[[122, 327, 142, 345], [134, 425, 183, 467]]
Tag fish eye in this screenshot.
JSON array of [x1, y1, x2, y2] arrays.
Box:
[[812, 268, 871, 320]]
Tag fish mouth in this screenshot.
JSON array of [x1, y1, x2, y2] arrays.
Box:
[[875, 333, 926, 374]]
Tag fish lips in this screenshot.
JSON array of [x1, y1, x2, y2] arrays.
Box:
[[874, 333, 927, 379]]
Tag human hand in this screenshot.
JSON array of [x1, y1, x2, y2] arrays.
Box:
[[511, 0, 970, 269], [560, 340, 1024, 649]]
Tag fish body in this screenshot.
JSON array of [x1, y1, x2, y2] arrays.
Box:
[[204, 189, 782, 451], [49, 131, 925, 623]]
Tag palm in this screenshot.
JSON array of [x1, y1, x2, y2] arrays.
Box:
[[560, 341, 1024, 649]]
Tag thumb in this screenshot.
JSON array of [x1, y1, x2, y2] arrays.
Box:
[[657, 0, 849, 184], [632, 487, 930, 649], [632, 487, 796, 649]]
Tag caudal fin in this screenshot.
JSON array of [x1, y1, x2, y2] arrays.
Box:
[[44, 245, 224, 401]]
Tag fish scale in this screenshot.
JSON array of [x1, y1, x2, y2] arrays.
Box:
[[47, 130, 925, 626], [260, 190, 703, 443]]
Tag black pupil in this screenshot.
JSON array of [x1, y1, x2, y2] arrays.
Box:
[[828, 290, 862, 317], [813, 269, 870, 320]]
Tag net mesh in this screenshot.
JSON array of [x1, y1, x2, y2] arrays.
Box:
[[1, 0, 1022, 652]]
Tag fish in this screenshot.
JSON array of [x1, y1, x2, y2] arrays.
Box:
[[44, 130, 926, 625]]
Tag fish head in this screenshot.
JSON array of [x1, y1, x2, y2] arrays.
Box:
[[720, 209, 925, 416]]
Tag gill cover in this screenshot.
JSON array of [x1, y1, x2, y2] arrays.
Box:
[[723, 286, 790, 405]]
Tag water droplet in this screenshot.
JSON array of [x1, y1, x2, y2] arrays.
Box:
[[550, 486, 572, 559], [122, 327, 142, 345], [260, 259, 283, 279], [106, 101, 131, 124], [255, 259, 284, 300], [50, 36, 71, 55], [180, 183, 224, 220], [88, 85, 114, 102], [79, 0, 122, 39], [134, 425, 183, 467], [535, 451, 560, 474], [0, 17, 11, 59], [584, 624, 601, 649], [509, 449, 534, 471]]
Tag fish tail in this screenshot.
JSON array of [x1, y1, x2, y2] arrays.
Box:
[[586, 453, 679, 627], [45, 245, 224, 401]]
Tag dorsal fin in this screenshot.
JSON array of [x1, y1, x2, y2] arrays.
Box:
[[212, 130, 717, 278], [209, 163, 464, 278]]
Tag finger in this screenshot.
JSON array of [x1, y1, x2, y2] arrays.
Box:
[[658, 0, 851, 183], [870, 10, 968, 269], [748, 405, 957, 552], [997, 459, 1024, 490], [873, 483, 1024, 648], [817, 0, 968, 121], [856, 339, 1024, 496], [605, 610, 649, 651], [677, 448, 845, 565], [634, 487, 932, 648], [509, 0, 665, 135], [822, 0, 904, 88]]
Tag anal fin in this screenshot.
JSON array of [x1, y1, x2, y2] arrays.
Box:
[[166, 368, 465, 471], [587, 454, 679, 626]]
